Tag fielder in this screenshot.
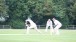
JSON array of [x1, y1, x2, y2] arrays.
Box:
[[25, 18, 41, 34], [45, 19, 54, 35], [52, 18, 62, 35]]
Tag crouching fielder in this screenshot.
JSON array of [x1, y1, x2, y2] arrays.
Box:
[[52, 18, 62, 35], [45, 19, 53, 35], [25, 18, 41, 34]]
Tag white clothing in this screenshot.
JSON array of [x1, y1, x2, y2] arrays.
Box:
[[53, 19, 62, 35], [53, 20, 62, 28], [45, 19, 53, 35], [25, 18, 41, 34]]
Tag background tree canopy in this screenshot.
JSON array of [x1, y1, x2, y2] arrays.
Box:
[[0, 0, 76, 28]]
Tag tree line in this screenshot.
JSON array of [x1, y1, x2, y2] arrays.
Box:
[[0, 0, 76, 28]]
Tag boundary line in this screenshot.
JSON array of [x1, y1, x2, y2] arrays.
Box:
[[0, 34, 51, 35]]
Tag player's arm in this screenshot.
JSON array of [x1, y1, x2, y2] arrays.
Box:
[[25, 21, 29, 27]]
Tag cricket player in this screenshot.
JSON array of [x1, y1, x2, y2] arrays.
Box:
[[52, 18, 62, 35], [45, 19, 54, 35], [25, 18, 41, 34]]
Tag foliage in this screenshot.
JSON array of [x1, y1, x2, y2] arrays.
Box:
[[0, 0, 8, 22], [0, 0, 76, 28]]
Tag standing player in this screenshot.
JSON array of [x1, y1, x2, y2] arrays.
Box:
[[25, 18, 41, 34], [52, 18, 62, 35], [45, 19, 53, 35]]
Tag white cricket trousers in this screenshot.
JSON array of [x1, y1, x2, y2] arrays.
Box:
[[26, 26, 41, 34], [54, 25, 62, 35]]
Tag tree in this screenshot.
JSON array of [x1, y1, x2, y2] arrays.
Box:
[[65, 0, 76, 25], [4, 0, 76, 28], [0, 0, 8, 22]]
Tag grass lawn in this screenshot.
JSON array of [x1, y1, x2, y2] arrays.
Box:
[[0, 29, 76, 42]]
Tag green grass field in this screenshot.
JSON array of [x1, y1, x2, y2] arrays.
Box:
[[0, 29, 76, 42]]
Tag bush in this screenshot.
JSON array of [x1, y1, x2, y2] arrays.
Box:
[[9, 19, 25, 29]]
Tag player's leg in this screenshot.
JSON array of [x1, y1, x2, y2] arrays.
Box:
[[54, 25, 61, 35], [26, 26, 30, 34], [45, 25, 49, 32], [34, 26, 41, 33], [54, 28, 59, 35], [26, 26, 33, 34], [50, 26, 54, 35]]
